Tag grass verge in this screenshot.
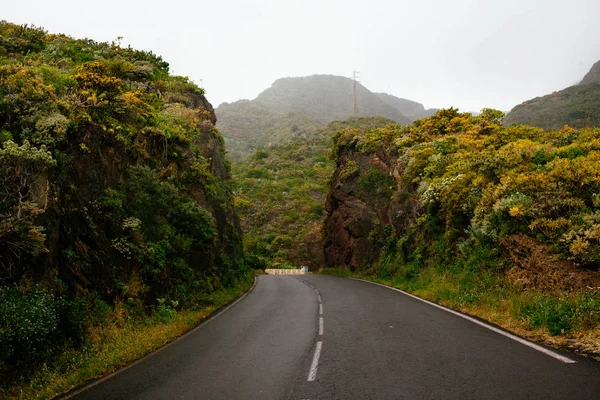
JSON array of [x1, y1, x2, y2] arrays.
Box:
[[3, 272, 255, 400], [320, 266, 600, 360]]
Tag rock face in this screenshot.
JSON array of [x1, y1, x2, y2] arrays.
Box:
[[323, 109, 600, 302], [324, 144, 400, 270]]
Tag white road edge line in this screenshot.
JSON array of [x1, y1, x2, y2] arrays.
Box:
[[60, 276, 259, 399], [307, 341, 323, 381], [319, 317, 324, 335], [352, 278, 577, 364], [319, 303, 323, 315], [317, 294, 322, 303], [314, 288, 320, 295]]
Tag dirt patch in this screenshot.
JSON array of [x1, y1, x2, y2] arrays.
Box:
[[500, 234, 600, 293]]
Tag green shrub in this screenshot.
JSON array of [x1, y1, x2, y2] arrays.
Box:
[[356, 167, 394, 204], [57, 293, 111, 345], [154, 298, 177, 323], [244, 168, 272, 179], [244, 252, 268, 270], [0, 285, 59, 367], [520, 294, 600, 336]]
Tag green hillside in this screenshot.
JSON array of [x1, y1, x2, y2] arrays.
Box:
[[505, 60, 600, 129], [216, 100, 326, 161]]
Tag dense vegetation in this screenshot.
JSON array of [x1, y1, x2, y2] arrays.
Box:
[[0, 21, 248, 392], [325, 109, 600, 348], [235, 117, 394, 270], [505, 60, 600, 129], [234, 130, 331, 269], [216, 74, 418, 161], [329, 108, 600, 272]]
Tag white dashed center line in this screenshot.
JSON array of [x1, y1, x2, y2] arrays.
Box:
[[307, 341, 323, 382], [304, 280, 325, 382]]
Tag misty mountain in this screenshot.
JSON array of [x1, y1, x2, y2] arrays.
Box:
[[253, 75, 411, 123], [374, 92, 438, 120], [504, 60, 600, 129], [216, 74, 414, 161]]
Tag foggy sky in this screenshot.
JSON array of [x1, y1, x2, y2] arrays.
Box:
[[4, 0, 600, 112]]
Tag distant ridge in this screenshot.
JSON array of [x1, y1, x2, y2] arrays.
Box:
[[374, 92, 438, 120]]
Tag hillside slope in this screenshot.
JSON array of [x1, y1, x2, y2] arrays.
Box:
[[505, 60, 600, 129], [374, 92, 438, 120], [216, 100, 326, 161]]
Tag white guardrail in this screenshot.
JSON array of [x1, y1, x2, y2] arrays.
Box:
[[265, 267, 308, 275]]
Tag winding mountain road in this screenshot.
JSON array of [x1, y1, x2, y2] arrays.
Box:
[[67, 275, 600, 399]]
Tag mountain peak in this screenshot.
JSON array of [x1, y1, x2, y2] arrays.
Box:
[[580, 60, 600, 85]]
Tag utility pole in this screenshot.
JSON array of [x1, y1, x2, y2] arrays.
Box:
[[353, 71, 359, 117]]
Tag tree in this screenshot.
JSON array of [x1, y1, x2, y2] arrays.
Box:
[[0, 140, 55, 274]]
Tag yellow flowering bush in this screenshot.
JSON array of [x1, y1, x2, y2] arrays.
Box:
[[332, 108, 600, 266]]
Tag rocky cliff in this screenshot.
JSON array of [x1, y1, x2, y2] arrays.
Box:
[[324, 125, 401, 269], [0, 22, 245, 293]]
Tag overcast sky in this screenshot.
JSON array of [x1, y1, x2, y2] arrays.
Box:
[[4, 0, 600, 112]]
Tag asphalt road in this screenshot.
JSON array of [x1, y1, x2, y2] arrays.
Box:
[[69, 275, 600, 399]]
